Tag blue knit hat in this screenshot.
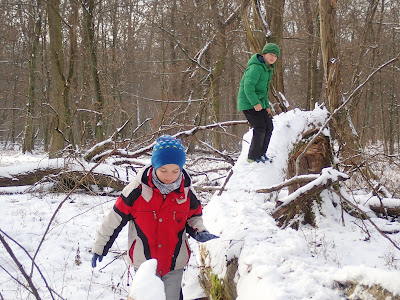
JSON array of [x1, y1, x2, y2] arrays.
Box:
[[151, 135, 186, 170]]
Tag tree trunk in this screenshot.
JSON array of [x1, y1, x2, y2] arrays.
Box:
[[286, 129, 333, 193], [303, 0, 321, 110], [208, 0, 245, 150], [0, 167, 126, 192], [349, 0, 379, 107], [349, 0, 379, 146], [64, 0, 78, 147], [47, 0, 70, 157], [244, 0, 285, 112], [264, 0, 285, 95], [23, 0, 43, 153], [82, 0, 105, 143], [388, 29, 397, 155], [9, 78, 18, 145], [242, 3, 263, 54], [319, 0, 360, 164]]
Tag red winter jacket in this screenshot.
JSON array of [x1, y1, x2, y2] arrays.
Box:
[[92, 166, 206, 276]]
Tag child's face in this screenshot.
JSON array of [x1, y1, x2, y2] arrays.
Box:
[[155, 164, 181, 184], [263, 53, 278, 65]]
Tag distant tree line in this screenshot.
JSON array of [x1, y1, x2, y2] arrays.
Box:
[[0, 0, 399, 157]]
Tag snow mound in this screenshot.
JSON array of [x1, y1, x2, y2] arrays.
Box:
[[128, 259, 166, 300], [200, 107, 400, 299]]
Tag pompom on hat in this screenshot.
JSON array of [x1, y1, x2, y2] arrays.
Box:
[[262, 42, 280, 58], [151, 135, 186, 170]]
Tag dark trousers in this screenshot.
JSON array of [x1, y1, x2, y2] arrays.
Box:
[[243, 109, 274, 160]]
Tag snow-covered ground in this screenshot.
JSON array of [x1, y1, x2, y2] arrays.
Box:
[[1, 107, 400, 299]]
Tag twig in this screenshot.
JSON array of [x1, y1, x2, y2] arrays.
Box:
[[0, 265, 32, 295], [0, 229, 57, 299], [351, 159, 388, 217], [194, 136, 235, 165], [218, 169, 234, 196], [98, 252, 127, 272], [0, 233, 41, 299], [153, 23, 211, 73], [89, 120, 248, 162]]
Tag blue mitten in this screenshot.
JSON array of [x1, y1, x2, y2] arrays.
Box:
[[91, 253, 103, 268], [194, 231, 219, 243]]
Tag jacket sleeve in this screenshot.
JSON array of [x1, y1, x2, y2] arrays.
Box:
[[243, 65, 262, 107], [91, 198, 130, 256], [92, 171, 144, 256], [186, 187, 207, 236]]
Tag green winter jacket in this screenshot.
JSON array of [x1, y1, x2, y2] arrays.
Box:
[[237, 53, 274, 111]]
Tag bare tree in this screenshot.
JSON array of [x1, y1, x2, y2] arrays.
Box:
[[47, 0, 75, 157], [319, 0, 362, 166], [81, 0, 105, 143], [22, 0, 43, 153]]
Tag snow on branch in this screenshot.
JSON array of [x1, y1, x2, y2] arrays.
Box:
[[272, 168, 349, 228], [254, 0, 271, 37], [256, 174, 320, 194], [277, 168, 349, 207]]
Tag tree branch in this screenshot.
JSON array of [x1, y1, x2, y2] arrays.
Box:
[[0, 229, 60, 300], [256, 174, 320, 193], [0, 232, 42, 300]]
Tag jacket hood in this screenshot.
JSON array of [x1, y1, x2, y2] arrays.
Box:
[[248, 53, 275, 70]]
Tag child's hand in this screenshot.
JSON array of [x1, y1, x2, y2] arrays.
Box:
[[194, 231, 219, 242], [91, 253, 103, 268], [254, 104, 262, 111]]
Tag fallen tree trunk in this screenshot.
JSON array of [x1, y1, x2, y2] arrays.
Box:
[[0, 163, 231, 196], [0, 168, 60, 187], [369, 205, 400, 218], [43, 170, 127, 192], [0, 167, 127, 193]]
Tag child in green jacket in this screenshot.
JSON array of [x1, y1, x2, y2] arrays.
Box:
[[237, 43, 280, 163]]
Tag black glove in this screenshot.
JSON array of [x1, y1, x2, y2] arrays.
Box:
[[194, 231, 219, 243], [91, 253, 103, 268]]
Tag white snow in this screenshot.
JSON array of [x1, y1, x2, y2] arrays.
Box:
[[1, 107, 400, 300], [128, 259, 165, 300]]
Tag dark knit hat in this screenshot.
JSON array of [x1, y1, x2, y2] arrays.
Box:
[[262, 43, 280, 58], [151, 135, 186, 170]]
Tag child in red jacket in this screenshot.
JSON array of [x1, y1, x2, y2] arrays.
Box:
[[91, 135, 218, 300]]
